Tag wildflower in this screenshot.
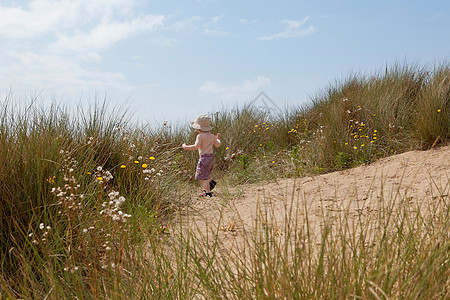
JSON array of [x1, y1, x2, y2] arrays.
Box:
[[374, 130, 377, 133], [149, 156, 155, 160], [120, 165, 126, 169], [97, 177, 103, 181], [437, 109, 441, 112], [142, 163, 148, 168], [97, 166, 102, 171], [272, 161, 275, 163], [138, 156, 143, 160], [353, 146, 358, 150], [225, 147, 229, 150], [255, 125, 258, 128], [39, 223, 44, 230], [87, 172, 92, 175], [361, 144, 365, 147], [134, 160, 139, 164]]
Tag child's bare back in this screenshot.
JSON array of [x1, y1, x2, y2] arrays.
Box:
[[184, 131, 221, 155]]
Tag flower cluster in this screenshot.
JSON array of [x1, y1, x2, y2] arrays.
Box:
[[224, 149, 244, 161], [94, 166, 113, 185], [28, 223, 52, 245], [51, 151, 84, 213], [100, 190, 131, 223], [253, 122, 274, 133]]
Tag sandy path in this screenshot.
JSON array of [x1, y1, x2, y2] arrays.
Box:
[[175, 145, 449, 254]]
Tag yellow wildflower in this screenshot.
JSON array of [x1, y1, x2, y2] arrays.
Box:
[[149, 156, 155, 160], [120, 165, 126, 169], [142, 164, 148, 168]]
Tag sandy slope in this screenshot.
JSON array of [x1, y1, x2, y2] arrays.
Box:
[[176, 145, 449, 253]]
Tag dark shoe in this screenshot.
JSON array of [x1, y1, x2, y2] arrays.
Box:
[[199, 190, 213, 197], [209, 180, 217, 191]]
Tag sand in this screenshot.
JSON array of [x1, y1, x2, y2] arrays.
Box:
[[173, 144, 449, 256]]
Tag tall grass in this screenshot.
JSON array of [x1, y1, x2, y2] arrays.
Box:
[[164, 175, 448, 299], [0, 62, 448, 298]]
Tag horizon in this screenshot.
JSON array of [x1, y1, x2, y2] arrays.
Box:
[[1, 0, 449, 125]]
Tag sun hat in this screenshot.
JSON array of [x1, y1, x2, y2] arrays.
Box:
[[191, 114, 212, 131]]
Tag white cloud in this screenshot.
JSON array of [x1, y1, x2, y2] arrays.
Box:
[[0, 50, 127, 92], [257, 17, 316, 41], [0, 0, 163, 101], [172, 16, 204, 32], [202, 29, 231, 37], [0, 0, 136, 38], [199, 76, 270, 100], [171, 15, 226, 38], [51, 15, 165, 53]]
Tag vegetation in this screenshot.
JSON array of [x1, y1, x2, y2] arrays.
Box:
[[0, 62, 448, 299]]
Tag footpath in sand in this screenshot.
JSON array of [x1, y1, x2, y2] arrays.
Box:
[[176, 145, 449, 253]]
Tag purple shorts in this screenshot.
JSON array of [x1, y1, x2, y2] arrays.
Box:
[[195, 153, 215, 181]]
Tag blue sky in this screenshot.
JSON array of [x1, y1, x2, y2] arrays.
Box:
[[0, 0, 449, 125]]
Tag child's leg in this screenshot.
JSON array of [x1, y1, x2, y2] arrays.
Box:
[[200, 179, 211, 193]]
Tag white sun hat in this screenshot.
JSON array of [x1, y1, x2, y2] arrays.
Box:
[[190, 114, 212, 131]]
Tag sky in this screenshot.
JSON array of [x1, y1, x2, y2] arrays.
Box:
[[0, 0, 449, 126]]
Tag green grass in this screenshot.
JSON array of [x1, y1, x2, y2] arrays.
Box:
[[0, 62, 449, 298]]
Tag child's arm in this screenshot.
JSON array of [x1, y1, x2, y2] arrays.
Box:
[[182, 135, 201, 150], [214, 133, 221, 147]]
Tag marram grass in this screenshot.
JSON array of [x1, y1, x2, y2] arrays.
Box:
[[0, 62, 449, 298]]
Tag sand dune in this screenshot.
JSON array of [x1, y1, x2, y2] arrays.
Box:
[[178, 145, 449, 253]]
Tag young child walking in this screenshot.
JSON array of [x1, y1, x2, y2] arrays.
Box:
[[182, 114, 221, 197]]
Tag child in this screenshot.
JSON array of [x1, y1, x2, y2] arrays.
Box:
[[182, 114, 221, 197]]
